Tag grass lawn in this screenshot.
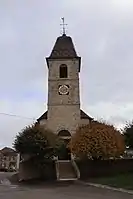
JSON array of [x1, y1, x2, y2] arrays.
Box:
[[88, 173, 133, 190]]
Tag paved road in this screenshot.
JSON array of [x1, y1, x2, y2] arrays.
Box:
[[0, 172, 14, 185], [0, 181, 133, 199]]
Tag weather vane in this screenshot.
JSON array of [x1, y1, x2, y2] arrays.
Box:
[[60, 17, 67, 35]]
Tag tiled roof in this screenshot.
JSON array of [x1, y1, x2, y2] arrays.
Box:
[[37, 110, 93, 121], [0, 147, 17, 156]]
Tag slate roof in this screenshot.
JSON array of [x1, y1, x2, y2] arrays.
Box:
[[37, 110, 93, 122], [48, 34, 79, 59], [46, 34, 81, 71], [80, 110, 93, 120], [37, 111, 48, 121]]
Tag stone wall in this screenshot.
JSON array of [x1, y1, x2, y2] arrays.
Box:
[[39, 117, 90, 137], [19, 160, 56, 181], [39, 57, 91, 136], [48, 59, 80, 106], [19, 161, 41, 181], [47, 105, 80, 135], [43, 59, 81, 136]]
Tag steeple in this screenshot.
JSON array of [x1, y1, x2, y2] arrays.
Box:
[[49, 34, 79, 58]]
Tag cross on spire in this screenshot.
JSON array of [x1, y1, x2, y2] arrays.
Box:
[[60, 17, 67, 35]]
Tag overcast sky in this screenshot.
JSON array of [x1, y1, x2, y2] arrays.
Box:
[[0, 0, 133, 148]]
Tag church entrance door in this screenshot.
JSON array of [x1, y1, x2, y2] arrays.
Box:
[[58, 130, 71, 160]]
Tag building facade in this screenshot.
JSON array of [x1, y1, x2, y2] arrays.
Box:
[[37, 33, 93, 138], [0, 147, 17, 171]]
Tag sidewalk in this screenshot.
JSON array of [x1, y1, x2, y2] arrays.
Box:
[[77, 180, 133, 195]]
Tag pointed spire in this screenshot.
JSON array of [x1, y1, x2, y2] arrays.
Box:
[[49, 35, 78, 58], [46, 20, 81, 71]]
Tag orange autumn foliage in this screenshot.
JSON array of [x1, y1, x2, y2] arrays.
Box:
[[69, 121, 125, 159]]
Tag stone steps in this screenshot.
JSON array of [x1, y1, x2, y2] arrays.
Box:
[[57, 161, 78, 181]]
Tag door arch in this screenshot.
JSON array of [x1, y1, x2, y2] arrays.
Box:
[[58, 130, 71, 139]]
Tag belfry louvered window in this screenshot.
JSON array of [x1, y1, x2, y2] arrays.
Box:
[[59, 64, 68, 78]]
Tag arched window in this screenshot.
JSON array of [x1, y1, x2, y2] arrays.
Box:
[[59, 64, 68, 78]]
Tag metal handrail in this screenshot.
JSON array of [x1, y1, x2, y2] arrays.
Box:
[[55, 156, 59, 180], [71, 154, 80, 179]]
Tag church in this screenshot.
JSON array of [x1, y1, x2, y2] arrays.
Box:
[[19, 26, 94, 181], [37, 31, 93, 140]]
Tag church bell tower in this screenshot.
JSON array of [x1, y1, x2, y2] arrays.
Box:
[[46, 32, 81, 135], [37, 20, 93, 136]]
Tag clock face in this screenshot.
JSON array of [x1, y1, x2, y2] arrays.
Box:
[[59, 85, 69, 95]]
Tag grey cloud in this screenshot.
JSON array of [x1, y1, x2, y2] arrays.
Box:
[[0, 0, 133, 146]]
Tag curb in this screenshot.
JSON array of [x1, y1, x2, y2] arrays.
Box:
[[77, 181, 133, 195], [0, 184, 18, 188]]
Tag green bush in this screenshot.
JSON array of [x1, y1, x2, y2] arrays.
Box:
[[13, 123, 63, 169]]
